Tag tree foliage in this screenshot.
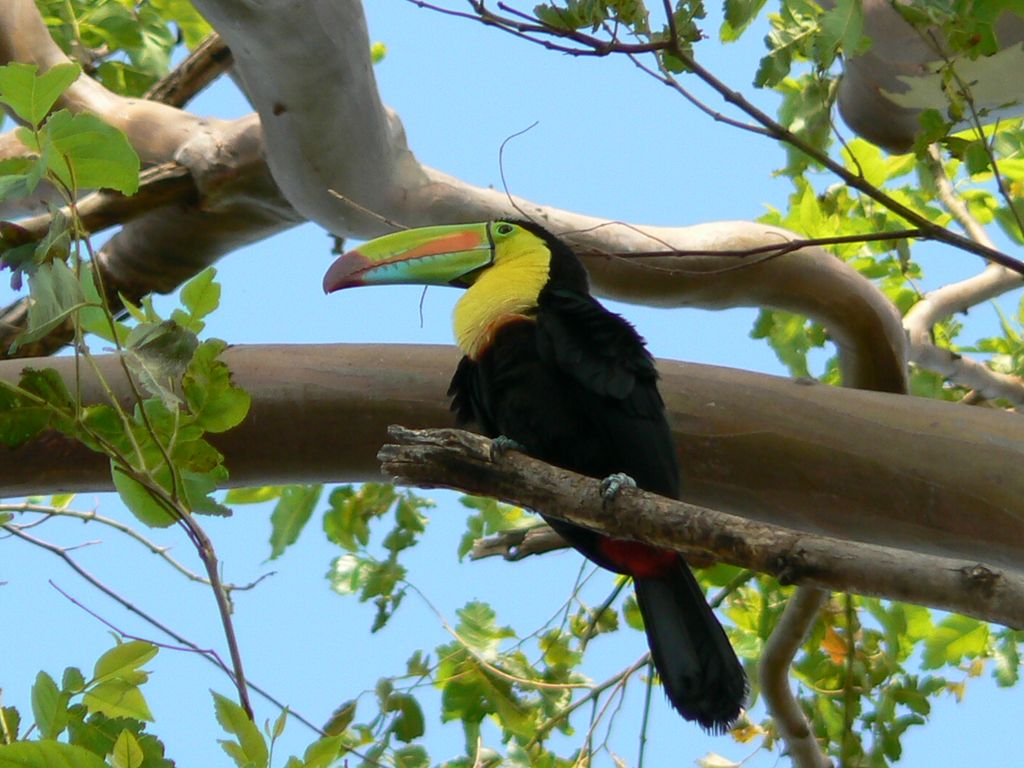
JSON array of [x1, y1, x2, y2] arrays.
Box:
[[2, 1, 1024, 767]]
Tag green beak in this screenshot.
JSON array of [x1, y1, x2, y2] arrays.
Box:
[[323, 223, 494, 293]]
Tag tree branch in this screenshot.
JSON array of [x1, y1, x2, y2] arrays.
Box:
[[2, 343, 1022, 569], [144, 33, 233, 108], [185, 0, 908, 395], [760, 588, 832, 768], [379, 426, 1024, 626], [901, 151, 1024, 403]]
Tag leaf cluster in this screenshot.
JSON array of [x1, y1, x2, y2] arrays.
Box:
[[0, 641, 169, 768], [36, 0, 211, 96]]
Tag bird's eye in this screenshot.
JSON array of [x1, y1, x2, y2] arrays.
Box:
[[494, 223, 515, 236]]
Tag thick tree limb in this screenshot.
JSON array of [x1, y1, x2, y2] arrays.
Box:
[[2, 343, 1022, 568], [839, 0, 1024, 153], [187, 0, 908, 395], [0, 0, 908, 398]]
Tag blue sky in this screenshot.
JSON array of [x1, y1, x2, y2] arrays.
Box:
[[2, 1, 1021, 766]]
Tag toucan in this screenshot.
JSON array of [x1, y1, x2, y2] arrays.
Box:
[[323, 219, 747, 731]]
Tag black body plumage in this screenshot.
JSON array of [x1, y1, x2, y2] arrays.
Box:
[[448, 221, 746, 731]]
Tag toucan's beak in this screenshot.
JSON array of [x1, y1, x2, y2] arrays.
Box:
[[323, 223, 493, 293]]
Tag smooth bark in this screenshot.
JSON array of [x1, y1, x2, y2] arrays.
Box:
[[4, 344, 1022, 570]]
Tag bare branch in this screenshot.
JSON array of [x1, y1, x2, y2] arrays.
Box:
[[144, 33, 233, 108], [2, 520, 326, 736], [760, 588, 833, 768], [909, 344, 1024, 406], [470, 524, 567, 560], [924, 145, 998, 250], [3, 501, 271, 590], [379, 426, 1024, 626]]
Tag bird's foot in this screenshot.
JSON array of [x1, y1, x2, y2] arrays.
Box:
[[599, 472, 636, 503], [489, 435, 526, 462]]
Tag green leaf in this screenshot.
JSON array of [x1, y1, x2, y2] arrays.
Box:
[[19, 368, 74, 411], [922, 614, 990, 669], [150, 0, 214, 47], [31, 671, 69, 739], [0, 706, 19, 742], [182, 467, 232, 517], [301, 734, 343, 768], [83, 680, 153, 722], [66, 713, 173, 768], [0, 62, 80, 126], [268, 484, 323, 560], [33, 209, 71, 265], [393, 745, 429, 768], [721, 0, 767, 41], [225, 486, 283, 504], [321, 701, 356, 736], [15, 258, 86, 351], [112, 464, 177, 528], [623, 594, 644, 631], [40, 110, 140, 194], [179, 267, 221, 332], [818, 0, 865, 58], [212, 691, 268, 768], [457, 496, 529, 560], [0, 740, 107, 768], [78, 264, 129, 344], [0, 387, 50, 448], [62, 667, 86, 694], [93, 641, 158, 684], [386, 693, 425, 743], [455, 601, 513, 657], [183, 339, 251, 432], [994, 630, 1021, 687], [109, 729, 144, 768], [270, 708, 288, 740], [124, 320, 198, 407]]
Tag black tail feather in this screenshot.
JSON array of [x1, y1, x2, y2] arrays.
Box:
[[633, 561, 747, 732]]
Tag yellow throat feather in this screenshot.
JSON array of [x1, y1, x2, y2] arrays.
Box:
[[453, 233, 551, 359]]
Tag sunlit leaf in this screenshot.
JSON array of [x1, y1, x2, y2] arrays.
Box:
[[268, 484, 322, 560], [0, 740, 107, 768], [922, 614, 990, 669], [31, 670, 69, 739], [93, 641, 158, 684], [109, 729, 144, 768], [39, 110, 140, 194], [0, 62, 80, 126], [212, 691, 268, 768], [84, 680, 153, 722]]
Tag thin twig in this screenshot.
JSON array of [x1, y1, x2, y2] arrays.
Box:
[[2, 502, 270, 591], [3, 521, 324, 735], [420, 1, 1024, 276]]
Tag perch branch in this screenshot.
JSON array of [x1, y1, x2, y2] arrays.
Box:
[[379, 426, 1024, 628]]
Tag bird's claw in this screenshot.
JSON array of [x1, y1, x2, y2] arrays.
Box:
[[600, 472, 636, 503], [490, 435, 526, 462]]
